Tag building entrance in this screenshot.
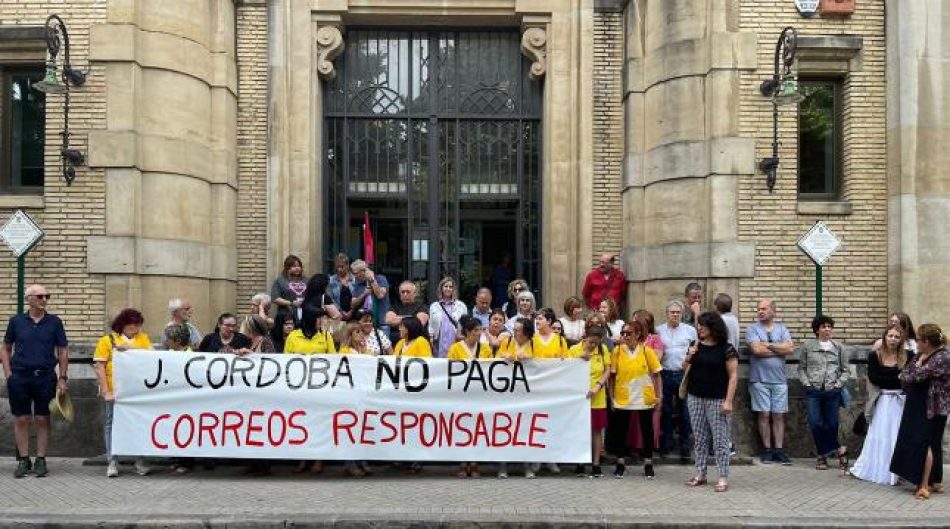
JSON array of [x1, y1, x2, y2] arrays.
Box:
[[324, 30, 543, 306]]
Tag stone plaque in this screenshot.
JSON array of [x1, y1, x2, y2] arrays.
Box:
[[0, 209, 44, 258], [797, 220, 841, 266]]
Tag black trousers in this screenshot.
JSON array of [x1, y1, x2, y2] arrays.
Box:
[[607, 408, 654, 459]]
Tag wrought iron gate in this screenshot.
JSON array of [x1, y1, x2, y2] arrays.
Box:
[[323, 29, 542, 303]]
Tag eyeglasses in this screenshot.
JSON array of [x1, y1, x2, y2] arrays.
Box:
[[620, 331, 633, 337], [29, 294, 51, 300]]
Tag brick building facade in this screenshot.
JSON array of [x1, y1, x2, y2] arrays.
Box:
[[0, 0, 942, 347]]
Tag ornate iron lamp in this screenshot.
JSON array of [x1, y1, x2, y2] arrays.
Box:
[[32, 15, 86, 186], [759, 27, 804, 193]]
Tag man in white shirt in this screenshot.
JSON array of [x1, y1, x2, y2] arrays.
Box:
[[657, 299, 697, 462], [713, 293, 740, 348]]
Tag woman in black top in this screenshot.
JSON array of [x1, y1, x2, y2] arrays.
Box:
[[683, 312, 738, 492], [198, 313, 252, 353], [850, 324, 911, 485]]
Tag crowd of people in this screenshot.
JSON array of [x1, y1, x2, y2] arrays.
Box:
[[2, 254, 948, 500]]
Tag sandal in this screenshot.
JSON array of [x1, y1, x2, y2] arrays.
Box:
[[932, 483, 944, 494], [816, 457, 828, 470], [915, 486, 931, 500], [470, 465, 481, 479], [456, 464, 469, 478], [685, 476, 707, 487], [714, 479, 729, 493], [837, 448, 849, 472]]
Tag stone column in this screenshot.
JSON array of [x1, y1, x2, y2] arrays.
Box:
[[86, 0, 238, 337], [621, 0, 757, 314], [886, 0, 950, 326]]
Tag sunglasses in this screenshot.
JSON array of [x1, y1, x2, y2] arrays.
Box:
[[30, 294, 51, 300]]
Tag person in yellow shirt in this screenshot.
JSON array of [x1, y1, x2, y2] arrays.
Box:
[[447, 315, 493, 361], [338, 323, 371, 355], [392, 316, 432, 358], [568, 325, 610, 477], [532, 308, 568, 360], [498, 317, 535, 363], [93, 308, 153, 478], [608, 320, 663, 479], [446, 315, 494, 478], [284, 304, 336, 354]]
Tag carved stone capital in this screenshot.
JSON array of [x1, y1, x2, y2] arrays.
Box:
[[316, 25, 344, 81], [521, 26, 547, 81]]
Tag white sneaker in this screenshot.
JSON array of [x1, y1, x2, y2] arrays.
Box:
[[525, 470, 536, 479], [546, 463, 561, 475], [497, 471, 508, 479], [106, 460, 119, 478], [134, 459, 151, 476]]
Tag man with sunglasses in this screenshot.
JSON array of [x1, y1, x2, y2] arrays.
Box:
[[1, 284, 69, 478]]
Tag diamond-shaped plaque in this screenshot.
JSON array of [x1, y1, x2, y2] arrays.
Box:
[[0, 210, 44, 258], [797, 220, 841, 267]]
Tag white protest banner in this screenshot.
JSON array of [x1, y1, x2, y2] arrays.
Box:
[[111, 351, 592, 462]]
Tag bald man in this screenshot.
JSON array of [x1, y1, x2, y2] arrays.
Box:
[[1, 284, 69, 478], [746, 298, 795, 466], [581, 253, 627, 310]]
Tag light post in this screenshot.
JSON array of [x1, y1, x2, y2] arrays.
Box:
[[758, 27, 805, 193], [32, 14, 86, 186]]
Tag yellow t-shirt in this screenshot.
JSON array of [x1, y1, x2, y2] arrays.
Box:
[[283, 329, 336, 354], [611, 343, 662, 410], [93, 332, 153, 393], [532, 333, 568, 359], [338, 345, 371, 355], [498, 337, 533, 360], [393, 337, 433, 358], [568, 342, 611, 409], [447, 340, 493, 361]]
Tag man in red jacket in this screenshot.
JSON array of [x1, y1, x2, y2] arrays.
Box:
[[581, 253, 627, 311]]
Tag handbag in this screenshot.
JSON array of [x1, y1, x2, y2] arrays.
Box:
[[852, 411, 868, 436]]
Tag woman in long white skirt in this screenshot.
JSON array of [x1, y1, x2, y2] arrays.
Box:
[[850, 325, 911, 485]]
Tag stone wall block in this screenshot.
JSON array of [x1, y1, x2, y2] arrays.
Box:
[[104, 168, 142, 236], [643, 76, 706, 149], [140, 173, 211, 242]]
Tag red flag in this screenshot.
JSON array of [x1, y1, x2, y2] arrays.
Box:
[[363, 211, 375, 265]]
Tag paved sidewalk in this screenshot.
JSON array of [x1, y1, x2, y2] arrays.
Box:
[[2, 458, 949, 528]]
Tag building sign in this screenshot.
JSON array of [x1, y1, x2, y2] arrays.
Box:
[[0, 209, 44, 258], [797, 220, 841, 266], [111, 351, 591, 462], [795, 0, 819, 16]]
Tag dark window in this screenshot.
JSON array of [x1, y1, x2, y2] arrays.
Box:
[[798, 79, 841, 198], [1, 67, 45, 193]]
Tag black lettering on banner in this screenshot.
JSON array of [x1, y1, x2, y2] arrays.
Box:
[[376, 356, 400, 390], [144, 358, 163, 389], [230, 356, 255, 387], [285, 357, 306, 389], [207, 357, 230, 389], [488, 361, 511, 392], [257, 357, 280, 388], [307, 357, 330, 389], [333, 356, 354, 388], [447, 360, 467, 390], [511, 361, 530, 393], [404, 358, 429, 392], [184, 355, 206, 388], [463, 360, 486, 392]]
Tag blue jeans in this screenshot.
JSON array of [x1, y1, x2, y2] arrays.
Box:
[[661, 370, 691, 456], [805, 387, 842, 457], [103, 401, 115, 462]]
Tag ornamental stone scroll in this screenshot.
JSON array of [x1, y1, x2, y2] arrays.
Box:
[[520, 25, 547, 81], [316, 25, 344, 81]]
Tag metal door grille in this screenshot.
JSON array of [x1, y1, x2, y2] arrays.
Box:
[[323, 29, 542, 301]]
